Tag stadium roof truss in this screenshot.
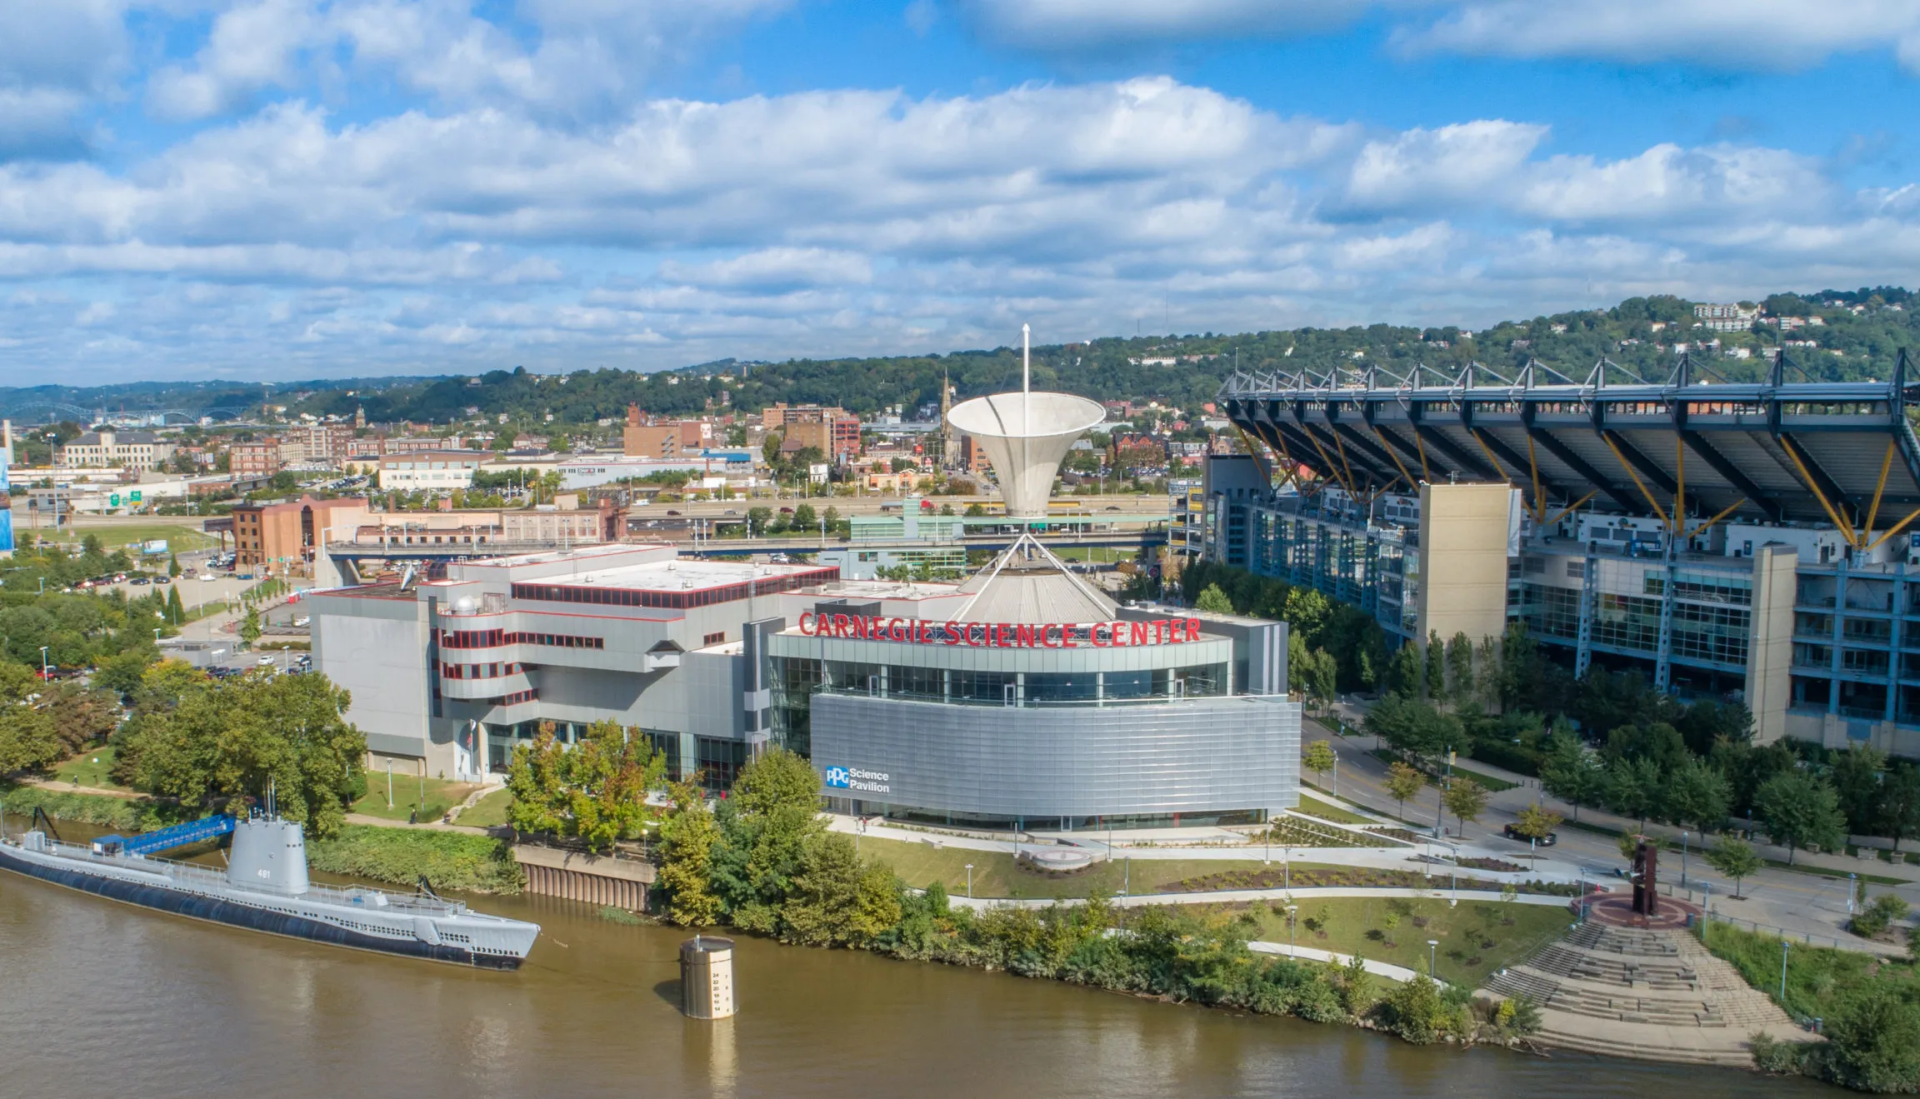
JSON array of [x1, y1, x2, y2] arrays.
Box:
[[1218, 350, 1920, 551]]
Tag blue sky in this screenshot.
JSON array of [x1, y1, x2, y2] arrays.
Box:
[[3, 0, 1919, 384]]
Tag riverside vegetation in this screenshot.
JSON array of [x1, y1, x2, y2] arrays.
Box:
[[654, 748, 1543, 1049]]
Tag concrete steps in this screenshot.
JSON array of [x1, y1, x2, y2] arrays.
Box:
[[1485, 923, 1809, 1068]]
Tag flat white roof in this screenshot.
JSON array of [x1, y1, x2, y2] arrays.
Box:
[[560, 558, 831, 593]]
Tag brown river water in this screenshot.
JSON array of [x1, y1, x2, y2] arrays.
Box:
[[0, 831, 1837, 1099]]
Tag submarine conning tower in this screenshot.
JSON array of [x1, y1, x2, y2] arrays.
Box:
[[226, 817, 310, 896]]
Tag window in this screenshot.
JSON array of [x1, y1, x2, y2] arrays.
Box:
[[703, 631, 726, 646]]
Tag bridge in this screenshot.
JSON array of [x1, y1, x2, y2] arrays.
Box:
[[320, 527, 1165, 566]]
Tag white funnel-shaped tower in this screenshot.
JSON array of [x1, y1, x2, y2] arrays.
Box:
[[946, 327, 1102, 520]]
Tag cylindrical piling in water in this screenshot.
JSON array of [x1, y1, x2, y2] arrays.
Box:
[[680, 936, 736, 1020]]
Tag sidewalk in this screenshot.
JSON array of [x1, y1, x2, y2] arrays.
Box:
[[825, 814, 1582, 881], [944, 885, 1578, 912]]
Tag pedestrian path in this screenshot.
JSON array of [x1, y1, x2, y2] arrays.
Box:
[[1247, 941, 1428, 984]]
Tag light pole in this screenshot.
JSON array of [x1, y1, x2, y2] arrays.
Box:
[[1681, 830, 1689, 888], [1331, 751, 1339, 798], [1286, 904, 1298, 957], [1427, 939, 1439, 980], [1780, 939, 1791, 1004], [964, 864, 973, 899], [1848, 872, 1858, 916], [387, 759, 395, 810], [39, 645, 49, 680]]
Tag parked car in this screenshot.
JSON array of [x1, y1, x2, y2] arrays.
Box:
[[200, 573, 218, 582], [130, 576, 152, 585], [293, 616, 310, 627], [155, 575, 171, 585], [1502, 824, 1557, 846], [257, 655, 277, 666]]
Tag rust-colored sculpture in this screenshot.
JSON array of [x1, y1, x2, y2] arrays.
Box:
[[1631, 840, 1659, 917]]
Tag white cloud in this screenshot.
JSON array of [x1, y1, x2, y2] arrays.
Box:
[[964, 0, 1383, 49], [965, 0, 1920, 72], [147, 0, 322, 120], [1342, 120, 1547, 212], [1400, 0, 1920, 72]]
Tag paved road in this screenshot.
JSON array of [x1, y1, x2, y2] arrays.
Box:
[[1301, 711, 1914, 948]]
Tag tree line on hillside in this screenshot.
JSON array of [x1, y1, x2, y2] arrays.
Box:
[[13, 288, 1917, 430]]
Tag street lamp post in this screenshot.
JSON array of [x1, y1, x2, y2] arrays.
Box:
[[965, 863, 973, 899], [1331, 751, 1339, 798], [1780, 939, 1791, 1003], [39, 645, 49, 680], [387, 759, 395, 810], [1681, 830, 1689, 888], [1428, 939, 1440, 980], [1286, 904, 1298, 957]]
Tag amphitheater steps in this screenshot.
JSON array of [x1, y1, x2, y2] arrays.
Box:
[[1485, 923, 1811, 1068]]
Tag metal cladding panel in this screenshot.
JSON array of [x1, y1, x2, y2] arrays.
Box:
[[811, 694, 1300, 818]]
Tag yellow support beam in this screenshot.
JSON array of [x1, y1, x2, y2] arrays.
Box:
[[1232, 425, 1279, 488], [1544, 491, 1598, 529], [1332, 432, 1361, 495], [1866, 439, 1895, 545], [1685, 497, 1747, 541], [1469, 429, 1515, 488], [1372, 424, 1418, 492], [1601, 433, 1671, 528], [1302, 427, 1353, 496], [1412, 428, 1432, 483], [1673, 436, 1685, 536], [1779, 435, 1861, 550], [1525, 436, 1547, 523], [1866, 506, 1920, 553]]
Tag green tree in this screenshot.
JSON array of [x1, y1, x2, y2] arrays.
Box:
[[1423, 632, 1444, 700], [1702, 836, 1761, 898], [790, 502, 817, 532], [1194, 584, 1234, 614], [1662, 756, 1732, 833], [1755, 770, 1847, 865], [0, 703, 63, 773], [1830, 744, 1888, 836], [1444, 632, 1473, 703], [239, 607, 262, 649], [503, 720, 664, 852], [167, 553, 181, 578], [1512, 802, 1563, 842], [656, 777, 723, 926], [1386, 644, 1423, 699], [1302, 740, 1336, 787], [1442, 778, 1487, 837], [165, 584, 186, 626], [1825, 984, 1920, 1093], [1605, 756, 1662, 830], [1879, 762, 1920, 852], [1385, 761, 1425, 818], [779, 832, 902, 947], [124, 672, 365, 837], [710, 748, 826, 932]]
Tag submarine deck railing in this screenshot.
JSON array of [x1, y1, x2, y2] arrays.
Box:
[[5, 836, 495, 918]]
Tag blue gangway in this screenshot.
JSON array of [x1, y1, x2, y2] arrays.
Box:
[[93, 815, 236, 857]]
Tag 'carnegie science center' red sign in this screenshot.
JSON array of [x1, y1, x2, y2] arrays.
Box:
[[796, 611, 1207, 649]]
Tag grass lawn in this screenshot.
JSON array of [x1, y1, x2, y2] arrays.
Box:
[[351, 775, 481, 823], [459, 788, 513, 829], [1705, 922, 1920, 1021], [1247, 896, 1575, 989], [1294, 794, 1378, 826], [47, 521, 218, 553], [857, 836, 1324, 900], [52, 747, 130, 791]]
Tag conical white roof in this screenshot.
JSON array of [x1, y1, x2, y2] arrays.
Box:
[[947, 391, 1104, 520]]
